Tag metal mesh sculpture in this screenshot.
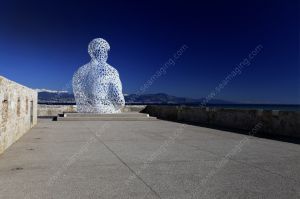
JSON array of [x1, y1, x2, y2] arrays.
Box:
[[73, 38, 125, 113]]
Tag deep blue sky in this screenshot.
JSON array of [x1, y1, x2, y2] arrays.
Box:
[[0, 0, 299, 104]]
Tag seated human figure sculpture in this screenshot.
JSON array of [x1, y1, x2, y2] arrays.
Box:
[[72, 38, 125, 113]]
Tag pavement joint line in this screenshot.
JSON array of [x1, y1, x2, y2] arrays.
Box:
[[85, 126, 162, 199], [178, 140, 300, 184]]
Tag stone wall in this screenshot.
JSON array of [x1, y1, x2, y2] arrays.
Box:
[[38, 104, 146, 117], [143, 105, 300, 138], [0, 76, 37, 154], [122, 105, 146, 113], [38, 104, 77, 117]]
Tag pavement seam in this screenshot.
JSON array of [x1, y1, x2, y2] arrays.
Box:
[[86, 127, 162, 199]]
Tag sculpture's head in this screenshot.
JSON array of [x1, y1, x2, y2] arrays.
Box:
[[88, 38, 110, 63]]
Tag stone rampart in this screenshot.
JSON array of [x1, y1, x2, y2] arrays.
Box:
[[0, 76, 37, 154], [143, 105, 300, 138]]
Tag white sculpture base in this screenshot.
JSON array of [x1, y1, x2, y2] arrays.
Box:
[[55, 112, 157, 121]]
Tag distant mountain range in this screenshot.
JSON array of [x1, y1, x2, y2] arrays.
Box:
[[37, 90, 233, 105], [125, 93, 233, 104], [38, 91, 76, 104]]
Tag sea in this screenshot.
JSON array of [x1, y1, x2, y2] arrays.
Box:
[[199, 104, 300, 111]]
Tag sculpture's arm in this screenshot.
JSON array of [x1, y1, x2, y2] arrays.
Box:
[[109, 72, 125, 110], [73, 72, 88, 112]]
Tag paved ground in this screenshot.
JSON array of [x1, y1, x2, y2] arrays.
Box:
[[0, 119, 299, 199]]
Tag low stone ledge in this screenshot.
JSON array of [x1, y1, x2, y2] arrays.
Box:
[[143, 105, 300, 138], [37, 104, 146, 117], [38, 104, 77, 117]]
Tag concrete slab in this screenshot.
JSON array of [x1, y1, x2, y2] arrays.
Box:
[[0, 119, 299, 198]]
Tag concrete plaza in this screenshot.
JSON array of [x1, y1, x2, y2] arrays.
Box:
[[0, 119, 299, 198]]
